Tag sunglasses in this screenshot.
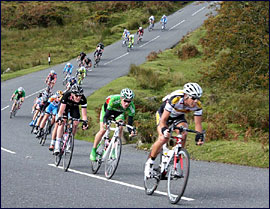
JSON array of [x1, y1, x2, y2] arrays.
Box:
[[74, 94, 82, 98], [123, 99, 132, 103], [189, 96, 200, 101]]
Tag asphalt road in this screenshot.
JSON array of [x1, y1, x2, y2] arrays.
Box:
[[1, 2, 269, 208]]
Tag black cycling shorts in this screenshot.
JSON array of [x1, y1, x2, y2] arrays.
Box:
[[63, 105, 80, 119]]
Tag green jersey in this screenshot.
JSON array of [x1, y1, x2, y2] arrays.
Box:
[[14, 89, 25, 100]]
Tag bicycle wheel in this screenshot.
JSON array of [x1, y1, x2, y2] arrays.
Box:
[[90, 140, 104, 174], [167, 148, 190, 204], [55, 141, 64, 167], [41, 121, 50, 146], [143, 154, 161, 195], [63, 134, 74, 172], [104, 137, 122, 179]]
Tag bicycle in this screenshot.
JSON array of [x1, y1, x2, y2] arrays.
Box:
[[90, 119, 136, 179], [127, 42, 134, 52], [30, 110, 41, 134], [39, 114, 53, 146], [122, 37, 129, 47], [137, 34, 143, 44], [161, 22, 166, 31], [55, 117, 85, 172], [144, 123, 204, 204], [94, 55, 101, 68], [10, 99, 21, 118], [63, 73, 71, 86]]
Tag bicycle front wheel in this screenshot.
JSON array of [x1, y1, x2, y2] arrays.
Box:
[[63, 134, 74, 172], [167, 148, 190, 204], [90, 140, 104, 174], [55, 141, 64, 167], [104, 137, 122, 179]]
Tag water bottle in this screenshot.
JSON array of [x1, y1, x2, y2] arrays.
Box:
[[161, 144, 169, 172]]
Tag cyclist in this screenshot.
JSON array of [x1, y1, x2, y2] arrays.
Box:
[[77, 52, 87, 67], [63, 62, 73, 75], [128, 34, 135, 49], [64, 76, 77, 93], [45, 70, 57, 89], [122, 29, 130, 45], [160, 14, 167, 30], [29, 91, 47, 126], [53, 84, 88, 155], [137, 26, 144, 42], [144, 83, 205, 177], [94, 44, 104, 63], [90, 88, 136, 161], [10, 87, 25, 113], [36, 90, 63, 138], [96, 42, 105, 52], [84, 57, 92, 71], [76, 66, 86, 85], [149, 15, 155, 28]]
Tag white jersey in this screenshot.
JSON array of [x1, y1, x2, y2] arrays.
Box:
[[163, 90, 203, 117]]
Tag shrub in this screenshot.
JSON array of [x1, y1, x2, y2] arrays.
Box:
[[177, 44, 200, 60]]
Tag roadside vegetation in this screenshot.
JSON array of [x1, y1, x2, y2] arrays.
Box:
[[76, 1, 269, 168], [1, 1, 189, 80]]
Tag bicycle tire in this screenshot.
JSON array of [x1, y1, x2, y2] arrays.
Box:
[[42, 120, 51, 146], [90, 140, 104, 174], [104, 137, 122, 179], [167, 148, 190, 204], [63, 134, 74, 172], [143, 153, 161, 195], [55, 141, 64, 167]]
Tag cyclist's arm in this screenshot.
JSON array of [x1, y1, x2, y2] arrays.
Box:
[[194, 115, 203, 133], [81, 106, 88, 121], [57, 103, 66, 118], [159, 109, 170, 130]]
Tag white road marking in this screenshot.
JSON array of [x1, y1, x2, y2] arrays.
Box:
[[192, 7, 205, 16], [48, 164, 194, 201], [104, 53, 129, 65], [1, 105, 10, 111], [1, 147, 16, 154], [168, 20, 186, 31], [139, 35, 160, 48]]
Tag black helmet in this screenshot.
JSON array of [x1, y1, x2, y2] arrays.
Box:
[[71, 84, 83, 95]]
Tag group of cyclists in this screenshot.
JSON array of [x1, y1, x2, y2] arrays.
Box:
[[9, 13, 206, 181]]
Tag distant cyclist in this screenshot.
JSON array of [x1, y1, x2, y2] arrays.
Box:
[[45, 70, 57, 89], [10, 87, 25, 113], [64, 76, 77, 93], [76, 66, 86, 85], [84, 57, 92, 71], [137, 26, 144, 42], [160, 14, 167, 30], [149, 15, 155, 29], [122, 29, 130, 46], [77, 52, 87, 67], [63, 63, 73, 75], [128, 34, 135, 49], [90, 88, 136, 161]]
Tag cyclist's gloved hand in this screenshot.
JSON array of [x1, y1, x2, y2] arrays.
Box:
[[161, 127, 170, 138], [82, 120, 88, 130], [195, 132, 205, 146], [56, 116, 63, 124]]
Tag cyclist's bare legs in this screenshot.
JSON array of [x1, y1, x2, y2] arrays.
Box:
[[72, 121, 79, 135], [93, 122, 106, 148]]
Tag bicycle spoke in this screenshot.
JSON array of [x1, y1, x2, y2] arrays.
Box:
[[63, 134, 74, 172]]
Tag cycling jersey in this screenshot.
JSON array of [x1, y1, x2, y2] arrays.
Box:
[[137, 29, 144, 35], [100, 94, 135, 125], [45, 95, 61, 115], [60, 91, 87, 119], [46, 73, 57, 82], [160, 17, 167, 23], [80, 52, 87, 61], [77, 67, 86, 75], [13, 90, 25, 100], [85, 58, 92, 65], [63, 64, 73, 74], [129, 35, 135, 43]]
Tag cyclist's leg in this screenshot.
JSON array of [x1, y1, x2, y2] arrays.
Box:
[[70, 106, 80, 136]]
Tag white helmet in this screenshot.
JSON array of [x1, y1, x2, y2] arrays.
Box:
[[124, 29, 127, 33], [67, 62, 71, 66], [120, 88, 134, 100], [183, 83, 203, 98], [162, 14, 166, 18], [18, 87, 24, 92], [50, 70, 55, 74], [139, 27, 142, 30]]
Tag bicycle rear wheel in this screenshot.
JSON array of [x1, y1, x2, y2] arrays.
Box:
[[90, 140, 104, 174], [63, 134, 74, 172], [167, 148, 190, 204], [104, 137, 122, 179]]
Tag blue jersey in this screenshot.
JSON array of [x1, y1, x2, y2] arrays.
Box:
[[63, 64, 73, 74], [161, 17, 167, 23]]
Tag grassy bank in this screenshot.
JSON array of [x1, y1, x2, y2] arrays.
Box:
[[76, 26, 269, 168], [1, 1, 190, 81]]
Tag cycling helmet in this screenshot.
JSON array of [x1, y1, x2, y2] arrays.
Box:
[[183, 83, 203, 98], [71, 84, 83, 95], [56, 90, 63, 97], [162, 14, 166, 18], [124, 29, 127, 33], [70, 76, 76, 82], [18, 87, 24, 92], [67, 62, 71, 66], [120, 88, 134, 100], [50, 70, 55, 74], [139, 27, 142, 30]]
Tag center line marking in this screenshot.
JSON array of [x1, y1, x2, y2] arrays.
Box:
[[139, 35, 160, 48], [48, 164, 194, 201], [192, 7, 205, 16], [169, 20, 186, 31], [1, 105, 10, 111], [104, 52, 129, 65]]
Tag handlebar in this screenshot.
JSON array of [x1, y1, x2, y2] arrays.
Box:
[[107, 120, 136, 135]]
